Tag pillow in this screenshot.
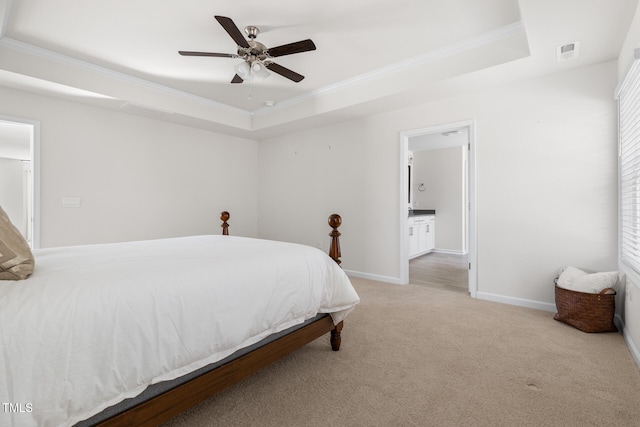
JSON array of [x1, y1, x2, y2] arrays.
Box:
[[556, 266, 617, 294], [556, 266, 587, 289], [0, 205, 35, 280], [572, 271, 618, 294]]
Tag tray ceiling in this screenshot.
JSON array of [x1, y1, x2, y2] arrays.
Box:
[[0, 0, 636, 137]]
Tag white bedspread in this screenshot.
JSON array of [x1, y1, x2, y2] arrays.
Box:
[[0, 235, 359, 427]]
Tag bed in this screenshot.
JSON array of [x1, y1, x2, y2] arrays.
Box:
[[0, 211, 359, 427]]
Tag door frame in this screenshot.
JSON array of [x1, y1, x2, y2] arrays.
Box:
[[0, 115, 41, 249], [399, 119, 477, 297]]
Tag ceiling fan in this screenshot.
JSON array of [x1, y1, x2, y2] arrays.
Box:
[[179, 15, 316, 84]]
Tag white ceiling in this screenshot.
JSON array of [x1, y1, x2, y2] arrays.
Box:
[[0, 0, 637, 139]]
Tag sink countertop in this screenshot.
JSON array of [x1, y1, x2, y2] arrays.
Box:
[[408, 209, 435, 217]]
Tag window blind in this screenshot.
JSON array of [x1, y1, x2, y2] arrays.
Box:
[[619, 57, 640, 274]]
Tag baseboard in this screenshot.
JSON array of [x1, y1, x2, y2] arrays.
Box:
[[476, 291, 556, 312], [616, 313, 640, 370], [618, 265, 640, 370], [433, 249, 467, 255], [343, 269, 403, 285], [624, 331, 640, 370], [345, 274, 560, 305]]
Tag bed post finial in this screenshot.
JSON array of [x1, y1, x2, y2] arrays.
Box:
[[328, 214, 342, 266], [220, 211, 230, 235]]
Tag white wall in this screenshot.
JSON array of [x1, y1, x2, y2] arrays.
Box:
[[617, 1, 640, 368], [0, 86, 259, 247], [259, 60, 618, 307], [618, 0, 640, 84], [412, 147, 464, 252], [0, 157, 25, 236], [257, 121, 367, 262]]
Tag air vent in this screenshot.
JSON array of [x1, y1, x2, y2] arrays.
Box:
[[119, 102, 174, 118], [557, 41, 580, 62], [442, 130, 461, 137]]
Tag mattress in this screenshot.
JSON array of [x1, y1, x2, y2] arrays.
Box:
[[75, 313, 328, 426], [0, 235, 359, 427]]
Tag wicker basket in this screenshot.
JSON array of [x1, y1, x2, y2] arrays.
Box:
[[553, 284, 617, 333]]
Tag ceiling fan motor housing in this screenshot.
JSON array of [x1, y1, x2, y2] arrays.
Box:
[[239, 40, 270, 63], [179, 16, 313, 83]]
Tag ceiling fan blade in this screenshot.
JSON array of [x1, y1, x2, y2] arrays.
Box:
[[214, 15, 250, 49], [231, 74, 244, 84], [266, 63, 304, 82], [267, 39, 316, 58], [179, 51, 236, 58]]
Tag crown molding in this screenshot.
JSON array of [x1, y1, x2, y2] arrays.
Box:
[[0, 36, 250, 116], [251, 21, 526, 117]]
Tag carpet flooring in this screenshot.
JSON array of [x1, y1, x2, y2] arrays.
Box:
[[163, 277, 640, 427]]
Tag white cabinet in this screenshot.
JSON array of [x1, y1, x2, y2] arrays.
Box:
[[424, 217, 435, 252], [409, 215, 435, 258], [408, 218, 419, 256]]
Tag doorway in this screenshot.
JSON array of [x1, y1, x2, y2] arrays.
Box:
[[399, 120, 477, 297], [0, 116, 40, 248]]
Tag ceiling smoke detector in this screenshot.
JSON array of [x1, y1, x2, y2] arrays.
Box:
[[557, 41, 580, 62]]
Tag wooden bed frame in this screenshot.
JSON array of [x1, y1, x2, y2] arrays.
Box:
[[94, 212, 346, 427]]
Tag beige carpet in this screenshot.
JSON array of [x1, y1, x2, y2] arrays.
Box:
[[163, 277, 640, 427]]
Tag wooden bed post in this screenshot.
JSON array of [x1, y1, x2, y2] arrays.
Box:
[[328, 214, 342, 266], [220, 211, 230, 235], [330, 321, 343, 351], [329, 214, 344, 351], [328, 215, 344, 352]]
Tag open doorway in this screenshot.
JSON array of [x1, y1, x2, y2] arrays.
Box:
[[399, 120, 477, 297], [0, 117, 40, 249]]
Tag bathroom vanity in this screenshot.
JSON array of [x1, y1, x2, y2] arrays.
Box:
[[408, 210, 435, 258]]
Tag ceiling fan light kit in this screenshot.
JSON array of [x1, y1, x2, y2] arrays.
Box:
[[234, 59, 270, 83], [179, 15, 316, 85]]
